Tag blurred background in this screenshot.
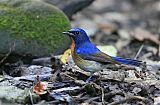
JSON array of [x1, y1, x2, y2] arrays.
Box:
[[49, 0, 160, 60]]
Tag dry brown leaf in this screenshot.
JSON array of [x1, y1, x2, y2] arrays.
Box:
[[131, 28, 160, 45], [33, 75, 48, 95]]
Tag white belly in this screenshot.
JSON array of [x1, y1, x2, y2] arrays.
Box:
[[82, 60, 102, 72], [75, 58, 103, 73]]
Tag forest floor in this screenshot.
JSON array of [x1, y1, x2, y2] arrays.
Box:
[[0, 0, 159, 105]]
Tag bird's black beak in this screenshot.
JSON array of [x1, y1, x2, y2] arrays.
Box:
[[62, 31, 74, 36]]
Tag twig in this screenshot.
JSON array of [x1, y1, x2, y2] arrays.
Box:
[[0, 42, 15, 65], [101, 86, 105, 105], [13, 74, 52, 81], [36, 100, 46, 105], [29, 90, 34, 105], [46, 100, 60, 104], [85, 96, 100, 103], [85, 91, 124, 103], [109, 96, 151, 105], [61, 72, 76, 80], [74, 95, 90, 102], [52, 86, 80, 92], [104, 91, 124, 101], [134, 44, 144, 60], [61, 72, 87, 85], [158, 38, 160, 57]]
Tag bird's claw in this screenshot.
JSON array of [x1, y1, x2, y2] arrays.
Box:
[[85, 75, 93, 83]]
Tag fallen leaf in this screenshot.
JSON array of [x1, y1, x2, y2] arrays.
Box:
[[33, 75, 48, 95], [60, 49, 71, 64], [97, 45, 117, 56], [131, 28, 160, 45]]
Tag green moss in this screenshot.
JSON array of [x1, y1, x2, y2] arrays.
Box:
[[0, 1, 70, 54]]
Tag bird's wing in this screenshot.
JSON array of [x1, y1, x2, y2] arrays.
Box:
[[78, 51, 119, 64]]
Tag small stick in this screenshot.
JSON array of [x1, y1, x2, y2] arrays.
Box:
[[158, 38, 160, 57], [29, 90, 34, 105], [101, 86, 105, 105], [61, 72, 76, 80], [0, 42, 15, 65], [109, 96, 151, 105], [85, 91, 124, 103], [134, 44, 144, 60]]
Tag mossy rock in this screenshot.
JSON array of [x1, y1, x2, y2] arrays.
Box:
[[0, 0, 70, 58]]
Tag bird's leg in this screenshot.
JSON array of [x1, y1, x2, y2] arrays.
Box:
[[85, 73, 94, 83]]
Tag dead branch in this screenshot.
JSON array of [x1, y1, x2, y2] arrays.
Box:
[[0, 42, 15, 66], [109, 96, 151, 105]]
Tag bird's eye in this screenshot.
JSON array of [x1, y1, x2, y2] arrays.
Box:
[[75, 31, 79, 35]]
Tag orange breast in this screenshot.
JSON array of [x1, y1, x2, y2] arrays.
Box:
[[70, 38, 75, 55], [70, 38, 79, 62]]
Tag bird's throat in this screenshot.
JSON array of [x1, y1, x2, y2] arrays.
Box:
[[71, 38, 75, 54]]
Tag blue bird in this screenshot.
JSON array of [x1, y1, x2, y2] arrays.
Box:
[[63, 28, 144, 82]]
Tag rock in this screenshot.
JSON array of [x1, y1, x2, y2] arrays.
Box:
[[0, 0, 71, 59], [0, 79, 40, 104], [0, 86, 40, 104]]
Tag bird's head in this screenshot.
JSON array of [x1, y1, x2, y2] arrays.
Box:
[[63, 28, 90, 45]]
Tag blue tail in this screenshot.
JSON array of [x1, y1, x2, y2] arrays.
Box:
[[111, 56, 142, 66]]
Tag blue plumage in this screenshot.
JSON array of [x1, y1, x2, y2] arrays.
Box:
[[63, 28, 144, 82], [75, 42, 100, 55], [111, 56, 142, 66]]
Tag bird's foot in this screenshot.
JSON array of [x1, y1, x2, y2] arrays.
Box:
[[85, 75, 93, 83]]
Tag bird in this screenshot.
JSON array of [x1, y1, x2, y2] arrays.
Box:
[[63, 28, 144, 82]]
